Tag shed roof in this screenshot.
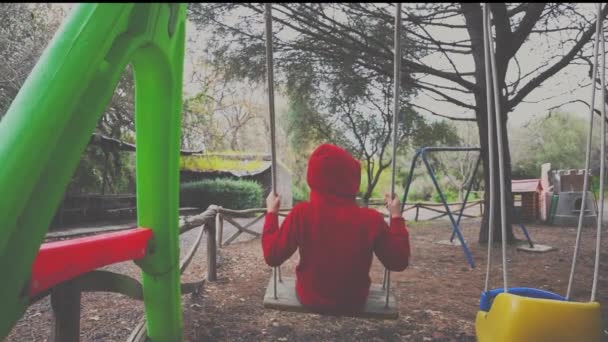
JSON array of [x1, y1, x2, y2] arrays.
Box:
[[179, 152, 292, 176], [512, 179, 542, 193]]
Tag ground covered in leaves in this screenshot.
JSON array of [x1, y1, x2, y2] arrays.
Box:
[[8, 218, 608, 341]]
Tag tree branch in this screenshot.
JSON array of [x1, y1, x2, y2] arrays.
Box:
[[508, 4, 608, 111], [90, 134, 204, 155], [410, 103, 477, 121]]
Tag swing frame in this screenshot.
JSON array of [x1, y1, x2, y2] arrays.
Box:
[[475, 3, 604, 341]]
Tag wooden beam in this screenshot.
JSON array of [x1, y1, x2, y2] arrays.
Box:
[[50, 281, 81, 342]]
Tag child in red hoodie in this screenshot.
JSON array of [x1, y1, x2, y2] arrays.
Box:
[[262, 143, 410, 313]]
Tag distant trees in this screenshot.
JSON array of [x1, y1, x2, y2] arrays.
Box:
[[511, 111, 602, 179], [1, 4, 137, 194], [188, 3, 458, 205], [182, 62, 270, 153], [188, 3, 608, 242], [0, 3, 63, 118], [4, 3, 606, 227]]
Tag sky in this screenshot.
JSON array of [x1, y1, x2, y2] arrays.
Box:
[[53, 3, 603, 135], [407, 3, 601, 130], [183, 3, 603, 134]]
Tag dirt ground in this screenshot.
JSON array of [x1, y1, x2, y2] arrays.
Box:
[[7, 218, 608, 341]]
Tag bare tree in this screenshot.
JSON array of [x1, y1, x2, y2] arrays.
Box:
[[182, 61, 268, 152], [434, 123, 481, 201]]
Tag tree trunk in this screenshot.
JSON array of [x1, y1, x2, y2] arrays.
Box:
[[362, 189, 371, 208], [476, 104, 516, 244], [230, 134, 238, 150], [461, 3, 516, 244]]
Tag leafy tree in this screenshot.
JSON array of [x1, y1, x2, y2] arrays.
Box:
[[0, 3, 63, 118], [1, 4, 139, 194], [189, 3, 457, 205], [188, 3, 608, 243], [511, 111, 601, 179]]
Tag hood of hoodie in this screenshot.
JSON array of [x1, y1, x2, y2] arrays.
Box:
[[306, 144, 361, 201]]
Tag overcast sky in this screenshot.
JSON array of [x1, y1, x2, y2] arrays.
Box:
[[402, 3, 600, 131], [184, 3, 603, 135], [55, 3, 604, 135]]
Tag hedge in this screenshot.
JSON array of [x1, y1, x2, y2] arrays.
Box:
[[180, 178, 263, 210]]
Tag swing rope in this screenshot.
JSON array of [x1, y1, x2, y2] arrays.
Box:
[[591, 10, 606, 302], [482, 3, 497, 293], [484, 3, 606, 303], [483, 3, 509, 292], [383, 1, 402, 309], [264, 1, 404, 310], [567, 3, 604, 301], [264, 3, 281, 300]]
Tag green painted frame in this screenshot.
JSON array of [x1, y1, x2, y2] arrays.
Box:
[[0, 3, 186, 340]]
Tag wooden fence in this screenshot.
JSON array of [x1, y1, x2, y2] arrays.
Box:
[[41, 199, 485, 340], [40, 205, 221, 342], [214, 199, 484, 247]]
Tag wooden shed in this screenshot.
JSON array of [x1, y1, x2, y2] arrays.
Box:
[[179, 153, 293, 208]]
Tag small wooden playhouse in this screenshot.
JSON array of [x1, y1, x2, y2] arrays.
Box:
[[512, 179, 543, 222]]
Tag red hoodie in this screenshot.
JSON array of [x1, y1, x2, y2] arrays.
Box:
[[262, 144, 410, 313]]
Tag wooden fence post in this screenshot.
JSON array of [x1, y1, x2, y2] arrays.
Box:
[[414, 203, 420, 222], [216, 210, 223, 249], [50, 280, 81, 342], [206, 220, 217, 281]]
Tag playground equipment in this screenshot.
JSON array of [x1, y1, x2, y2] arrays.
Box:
[[475, 3, 603, 341], [0, 3, 200, 341], [261, 3, 402, 318], [547, 169, 597, 226], [399, 147, 541, 267], [401, 146, 480, 268]]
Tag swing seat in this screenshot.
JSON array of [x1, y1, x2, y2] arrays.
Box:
[[263, 276, 398, 319], [476, 288, 602, 342]]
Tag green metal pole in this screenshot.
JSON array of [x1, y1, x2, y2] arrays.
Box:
[[131, 4, 186, 340], [0, 4, 186, 340]]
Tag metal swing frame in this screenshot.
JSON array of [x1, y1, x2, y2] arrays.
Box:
[[399, 146, 536, 268]]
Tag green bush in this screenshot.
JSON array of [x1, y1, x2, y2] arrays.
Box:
[[468, 191, 480, 201], [590, 176, 601, 198], [293, 183, 310, 203], [431, 188, 459, 203], [180, 178, 263, 210], [409, 179, 436, 202]]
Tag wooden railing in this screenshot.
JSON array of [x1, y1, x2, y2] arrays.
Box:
[[35, 205, 221, 342], [212, 199, 485, 249], [215, 207, 291, 247], [39, 198, 485, 341], [365, 199, 484, 222]]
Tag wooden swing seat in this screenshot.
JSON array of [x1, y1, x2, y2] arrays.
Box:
[[476, 289, 602, 342], [263, 276, 398, 319]]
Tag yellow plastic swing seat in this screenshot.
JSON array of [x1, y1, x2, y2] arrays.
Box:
[[476, 292, 602, 342]]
